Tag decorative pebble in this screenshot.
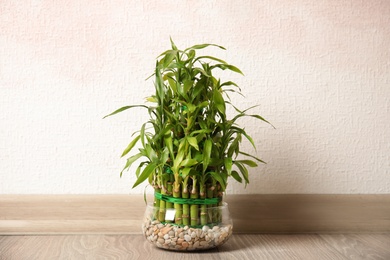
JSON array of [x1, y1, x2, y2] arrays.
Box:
[[142, 221, 232, 251], [157, 224, 164, 229], [184, 234, 192, 242], [200, 241, 208, 246]]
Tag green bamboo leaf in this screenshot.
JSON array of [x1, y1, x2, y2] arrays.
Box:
[[231, 170, 242, 183], [227, 134, 241, 158], [170, 37, 178, 50], [145, 144, 158, 162], [157, 49, 178, 59], [194, 55, 227, 64], [222, 89, 245, 99], [212, 64, 244, 75], [203, 139, 212, 173], [120, 153, 143, 177], [187, 49, 195, 59], [192, 77, 207, 100], [231, 109, 273, 128], [184, 43, 226, 52], [209, 171, 226, 191], [155, 65, 165, 107], [180, 167, 192, 178], [209, 157, 224, 167], [189, 129, 213, 136], [132, 163, 157, 188], [167, 77, 177, 93], [235, 160, 258, 167], [235, 162, 249, 186], [230, 113, 249, 124], [186, 104, 196, 113], [121, 135, 141, 157], [198, 120, 207, 130], [162, 52, 176, 68], [248, 114, 275, 128], [173, 140, 186, 169], [103, 105, 148, 119], [241, 131, 256, 151], [160, 147, 169, 165], [180, 158, 198, 167], [193, 68, 211, 77], [187, 136, 199, 151], [164, 135, 174, 160], [225, 101, 243, 114], [239, 151, 266, 164], [140, 123, 146, 148], [213, 90, 226, 114], [225, 64, 244, 75], [135, 165, 141, 178], [146, 96, 157, 103], [135, 161, 148, 177], [198, 101, 209, 109], [224, 157, 233, 175], [230, 126, 256, 151], [220, 81, 241, 91]]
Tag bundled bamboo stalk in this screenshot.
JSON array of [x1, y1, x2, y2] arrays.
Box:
[[152, 176, 223, 227]]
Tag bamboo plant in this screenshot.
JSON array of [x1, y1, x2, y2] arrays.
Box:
[[105, 39, 271, 227]]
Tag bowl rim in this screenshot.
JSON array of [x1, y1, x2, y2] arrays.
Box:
[[145, 201, 229, 210]]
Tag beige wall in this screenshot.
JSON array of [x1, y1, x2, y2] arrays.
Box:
[[0, 1, 389, 194]]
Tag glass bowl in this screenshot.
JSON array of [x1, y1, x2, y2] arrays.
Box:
[[142, 202, 233, 251]]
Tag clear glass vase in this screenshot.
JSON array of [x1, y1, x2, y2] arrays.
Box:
[[142, 202, 233, 251]]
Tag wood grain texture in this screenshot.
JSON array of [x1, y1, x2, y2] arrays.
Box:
[[319, 234, 390, 260], [1, 234, 390, 260], [1, 194, 389, 234]]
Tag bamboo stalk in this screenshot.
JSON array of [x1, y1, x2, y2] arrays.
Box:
[[158, 186, 167, 222], [166, 181, 173, 203], [153, 187, 161, 220], [212, 183, 218, 223], [206, 183, 214, 224], [173, 183, 182, 225], [181, 185, 190, 226], [165, 181, 173, 223], [200, 184, 207, 226], [190, 178, 199, 226], [216, 183, 223, 223], [190, 197, 199, 226]]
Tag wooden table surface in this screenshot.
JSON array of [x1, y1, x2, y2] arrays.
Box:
[[1, 233, 390, 259]]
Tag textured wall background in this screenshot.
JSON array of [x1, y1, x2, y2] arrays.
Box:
[[1, 1, 389, 194]]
